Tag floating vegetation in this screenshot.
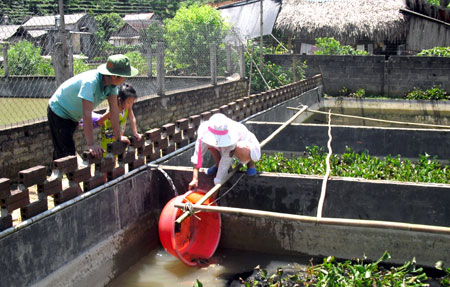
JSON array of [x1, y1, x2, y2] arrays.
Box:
[[235, 252, 445, 287], [254, 146, 449, 184]]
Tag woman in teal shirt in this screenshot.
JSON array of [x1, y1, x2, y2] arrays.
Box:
[[47, 54, 138, 159]]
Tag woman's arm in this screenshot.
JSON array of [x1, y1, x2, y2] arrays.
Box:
[[127, 108, 141, 138]]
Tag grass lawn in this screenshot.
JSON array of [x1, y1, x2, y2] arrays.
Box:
[[0, 98, 49, 127], [0, 98, 109, 128]]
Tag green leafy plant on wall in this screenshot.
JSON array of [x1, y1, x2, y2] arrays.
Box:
[[407, 86, 449, 101], [417, 46, 450, 57], [314, 37, 369, 56]]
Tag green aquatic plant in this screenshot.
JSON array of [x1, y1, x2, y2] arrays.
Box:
[[305, 252, 428, 287], [436, 261, 450, 286], [255, 146, 450, 184], [238, 252, 429, 286]]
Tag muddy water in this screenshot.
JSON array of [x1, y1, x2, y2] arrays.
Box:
[[107, 247, 310, 287]]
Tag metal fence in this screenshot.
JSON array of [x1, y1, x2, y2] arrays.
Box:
[[0, 11, 244, 129]]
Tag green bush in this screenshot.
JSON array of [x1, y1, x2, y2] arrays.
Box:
[[8, 40, 54, 76], [417, 46, 450, 57], [406, 86, 449, 100], [314, 37, 369, 55]]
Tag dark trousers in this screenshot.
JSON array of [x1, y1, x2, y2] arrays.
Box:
[[47, 106, 79, 160]]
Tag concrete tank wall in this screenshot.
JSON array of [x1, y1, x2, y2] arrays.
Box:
[[0, 170, 163, 287]]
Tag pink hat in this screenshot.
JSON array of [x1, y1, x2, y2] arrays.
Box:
[[201, 113, 239, 148]]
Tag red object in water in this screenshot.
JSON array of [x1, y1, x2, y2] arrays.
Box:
[[158, 190, 221, 266]]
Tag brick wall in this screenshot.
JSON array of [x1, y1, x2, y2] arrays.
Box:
[[266, 55, 450, 97]]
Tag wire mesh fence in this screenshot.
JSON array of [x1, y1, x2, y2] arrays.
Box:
[[0, 10, 244, 129]]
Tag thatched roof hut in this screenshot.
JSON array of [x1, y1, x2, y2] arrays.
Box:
[[275, 0, 407, 45]]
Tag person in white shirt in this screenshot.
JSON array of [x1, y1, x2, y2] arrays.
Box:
[[189, 113, 261, 190]]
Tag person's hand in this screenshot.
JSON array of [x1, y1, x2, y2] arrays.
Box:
[[188, 179, 198, 191], [119, 136, 130, 145], [88, 144, 104, 158], [134, 133, 142, 141]]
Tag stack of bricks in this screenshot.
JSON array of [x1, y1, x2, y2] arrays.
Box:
[[0, 76, 322, 232]]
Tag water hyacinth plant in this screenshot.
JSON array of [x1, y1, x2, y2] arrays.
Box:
[[211, 252, 437, 287], [254, 146, 449, 184]]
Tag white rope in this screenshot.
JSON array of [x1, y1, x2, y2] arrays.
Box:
[[287, 107, 450, 129], [317, 109, 333, 219]]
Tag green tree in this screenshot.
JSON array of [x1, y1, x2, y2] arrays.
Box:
[[149, 0, 213, 19], [164, 4, 230, 76], [8, 40, 54, 75], [93, 13, 123, 57]]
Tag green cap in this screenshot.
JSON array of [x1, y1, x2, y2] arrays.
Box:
[[97, 54, 138, 77]]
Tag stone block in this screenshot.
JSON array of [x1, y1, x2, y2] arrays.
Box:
[[139, 143, 153, 157], [129, 158, 145, 171], [107, 166, 125, 181], [99, 157, 115, 173], [68, 166, 91, 183], [172, 132, 183, 143], [162, 123, 176, 137], [146, 151, 160, 162], [146, 128, 161, 141], [83, 175, 105, 191], [130, 136, 145, 149], [0, 215, 12, 232], [82, 151, 102, 164], [18, 165, 47, 187], [107, 141, 127, 156], [176, 118, 189, 130], [38, 178, 62, 196], [162, 145, 176, 155], [3, 188, 30, 212], [53, 185, 82, 205], [118, 151, 136, 164], [0, 178, 11, 199], [177, 138, 189, 148], [189, 115, 201, 128], [21, 200, 48, 220], [53, 155, 78, 173]]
